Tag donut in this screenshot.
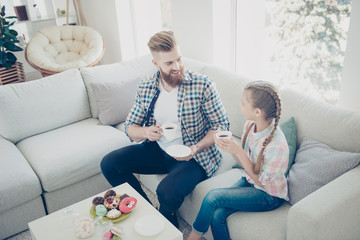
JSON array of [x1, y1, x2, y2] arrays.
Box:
[[103, 190, 116, 199], [92, 196, 104, 207], [119, 197, 137, 213], [106, 209, 121, 219], [103, 196, 121, 210]]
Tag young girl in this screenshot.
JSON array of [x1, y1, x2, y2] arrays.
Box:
[[187, 81, 289, 240]]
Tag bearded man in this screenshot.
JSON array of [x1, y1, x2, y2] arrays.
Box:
[[101, 31, 229, 227]]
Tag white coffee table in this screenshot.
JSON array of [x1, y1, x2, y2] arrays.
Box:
[[28, 183, 183, 240]]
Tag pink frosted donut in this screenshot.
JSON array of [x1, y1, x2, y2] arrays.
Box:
[[119, 197, 137, 213]]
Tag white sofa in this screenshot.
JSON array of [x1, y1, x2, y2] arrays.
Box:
[[0, 55, 359, 239]]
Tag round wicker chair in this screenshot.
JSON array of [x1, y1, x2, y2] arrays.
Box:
[[25, 25, 104, 77]]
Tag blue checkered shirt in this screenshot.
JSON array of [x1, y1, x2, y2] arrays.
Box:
[[125, 70, 229, 177]]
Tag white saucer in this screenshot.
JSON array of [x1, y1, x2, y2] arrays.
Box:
[[165, 145, 192, 158], [134, 214, 165, 237]]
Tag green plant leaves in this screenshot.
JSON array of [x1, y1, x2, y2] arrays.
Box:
[[3, 41, 22, 51], [0, 51, 6, 64], [7, 52, 16, 63], [0, 5, 22, 69]]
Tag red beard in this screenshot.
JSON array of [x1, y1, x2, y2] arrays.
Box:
[[159, 66, 185, 87]]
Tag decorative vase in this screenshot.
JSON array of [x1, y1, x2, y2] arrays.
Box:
[[0, 62, 26, 85]]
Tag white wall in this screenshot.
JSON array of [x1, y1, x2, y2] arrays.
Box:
[[79, 0, 122, 64], [171, 0, 213, 63], [338, 1, 360, 113]]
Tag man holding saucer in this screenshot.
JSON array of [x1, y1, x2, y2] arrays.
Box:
[[101, 31, 229, 227]]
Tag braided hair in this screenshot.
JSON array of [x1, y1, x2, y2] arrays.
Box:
[[244, 81, 282, 174]]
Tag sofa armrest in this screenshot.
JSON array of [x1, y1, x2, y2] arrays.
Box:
[[287, 165, 360, 240]]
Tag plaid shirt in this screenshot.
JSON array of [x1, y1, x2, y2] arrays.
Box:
[[125, 70, 229, 177], [242, 120, 289, 200]]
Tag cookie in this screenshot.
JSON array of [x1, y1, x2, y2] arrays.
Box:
[[104, 196, 121, 210]]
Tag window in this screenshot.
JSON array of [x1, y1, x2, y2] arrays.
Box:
[[117, 0, 171, 61], [236, 0, 352, 104]]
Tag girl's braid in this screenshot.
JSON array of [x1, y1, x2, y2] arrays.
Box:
[[245, 81, 281, 174]]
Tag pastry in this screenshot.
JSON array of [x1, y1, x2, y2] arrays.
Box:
[[106, 209, 121, 219], [119, 197, 137, 213], [92, 196, 104, 207], [104, 196, 121, 210], [102, 231, 113, 240], [111, 226, 122, 237], [104, 189, 116, 199], [95, 204, 107, 217], [74, 217, 95, 239], [118, 193, 129, 202]]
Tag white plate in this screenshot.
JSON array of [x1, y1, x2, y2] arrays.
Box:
[[134, 215, 165, 237], [165, 145, 192, 158]]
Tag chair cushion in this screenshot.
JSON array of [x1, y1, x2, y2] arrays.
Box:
[[26, 25, 104, 72], [16, 118, 133, 192]]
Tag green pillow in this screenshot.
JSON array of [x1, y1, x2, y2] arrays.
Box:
[[232, 117, 297, 176], [281, 117, 297, 175]]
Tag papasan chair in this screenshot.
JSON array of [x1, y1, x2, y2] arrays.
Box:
[[25, 25, 104, 77]]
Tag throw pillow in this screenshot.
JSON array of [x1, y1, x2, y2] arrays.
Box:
[[287, 137, 360, 205], [91, 81, 138, 126], [232, 117, 297, 172], [280, 117, 297, 176]]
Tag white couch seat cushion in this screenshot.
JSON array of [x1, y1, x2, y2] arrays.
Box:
[[0, 137, 43, 214], [178, 168, 290, 240], [16, 118, 133, 192]]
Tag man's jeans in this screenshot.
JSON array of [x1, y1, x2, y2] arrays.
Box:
[[192, 177, 284, 240], [100, 141, 207, 226]]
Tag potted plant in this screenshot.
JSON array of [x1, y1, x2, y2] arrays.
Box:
[[0, 4, 25, 85]]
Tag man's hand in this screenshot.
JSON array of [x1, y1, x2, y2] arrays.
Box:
[[145, 125, 163, 141], [174, 145, 198, 161]]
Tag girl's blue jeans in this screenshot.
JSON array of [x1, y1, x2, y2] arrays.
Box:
[[192, 176, 284, 240]]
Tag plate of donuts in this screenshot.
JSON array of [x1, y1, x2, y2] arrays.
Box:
[[90, 190, 137, 222]]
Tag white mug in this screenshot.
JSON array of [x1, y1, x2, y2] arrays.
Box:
[[216, 131, 232, 140], [161, 123, 177, 140]]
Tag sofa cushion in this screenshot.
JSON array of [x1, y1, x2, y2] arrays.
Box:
[[287, 137, 360, 205], [0, 137, 43, 214], [91, 81, 138, 125], [0, 69, 90, 143], [16, 118, 133, 192], [80, 55, 157, 119]]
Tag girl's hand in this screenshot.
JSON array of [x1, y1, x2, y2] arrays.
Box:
[[214, 135, 241, 154]]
